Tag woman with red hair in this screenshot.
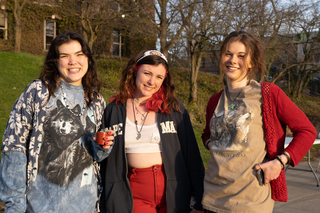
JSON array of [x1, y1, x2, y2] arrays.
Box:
[[99, 50, 204, 213]]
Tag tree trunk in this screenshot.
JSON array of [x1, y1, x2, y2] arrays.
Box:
[[296, 80, 304, 98], [88, 31, 94, 50], [189, 54, 197, 103], [189, 51, 202, 104], [287, 70, 291, 94], [159, 0, 169, 58], [14, 19, 22, 53], [13, 0, 29, 53], [13, 6, 22, 53], [88, 38, 93, 50], [82, 30, 88, 44]]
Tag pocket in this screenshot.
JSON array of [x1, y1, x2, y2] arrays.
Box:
[[127, 170, 136, 179], [151, 132, 160, 143]]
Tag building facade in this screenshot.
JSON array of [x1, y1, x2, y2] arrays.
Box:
[[0, 0, 156, 57]]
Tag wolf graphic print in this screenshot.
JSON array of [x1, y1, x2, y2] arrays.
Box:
[[210, 102, 252, 151], [38, 99, 95, 186]]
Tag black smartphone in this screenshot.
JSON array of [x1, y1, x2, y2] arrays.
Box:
[[256, 169, 264, 186]]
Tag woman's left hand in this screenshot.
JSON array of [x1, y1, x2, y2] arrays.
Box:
[[190, 209, 203, 213], [93, 130, 114, 149], [254, 158, 283, 185]]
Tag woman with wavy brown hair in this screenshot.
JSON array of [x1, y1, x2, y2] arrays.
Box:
[[99, 50, 205, 213], [0, 31, 113, 212], [201, 31, 317, 213]]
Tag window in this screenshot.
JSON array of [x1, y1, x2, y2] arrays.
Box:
[[0, 12, 7, 40], [112, 30, 124, 57], [44, 20, 56, 51], [200, 57, 205, 68], [209, 57, 214, 67]]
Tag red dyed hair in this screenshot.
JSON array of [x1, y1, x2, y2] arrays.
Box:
[[109, 50, 180, 114]]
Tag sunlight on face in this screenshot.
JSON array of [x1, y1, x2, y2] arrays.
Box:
[[134, 64, 166, 100], [223, 41, 252, 85], [57, 40, 88, 85]]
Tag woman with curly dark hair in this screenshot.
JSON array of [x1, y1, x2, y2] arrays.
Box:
[[40, 31, 100, 107], [201, 31, 317, 213], [0, 31, 113, 212], [99, 50, 205, 213]]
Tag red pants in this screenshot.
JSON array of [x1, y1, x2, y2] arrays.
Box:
[[128, 165, 167, 213]]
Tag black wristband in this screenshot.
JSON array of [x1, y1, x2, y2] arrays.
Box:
[[205, 140, 211, 149], [276, 156, 285, 170], [281, 152, 291, 165]]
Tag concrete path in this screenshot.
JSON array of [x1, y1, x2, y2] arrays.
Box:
[[274, 160, 320, 213]]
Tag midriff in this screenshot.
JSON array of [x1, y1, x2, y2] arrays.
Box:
[[127, 152, 163, 169]]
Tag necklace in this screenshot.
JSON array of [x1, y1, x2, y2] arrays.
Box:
[[135, 106, 148, 121], [134, 98, 142, 105], [133, 98, 147, 105], [226, 87, 242, 110], [60, 84, 86, 117], [133, 97, 148, 121], [132, 99, 149, 140]]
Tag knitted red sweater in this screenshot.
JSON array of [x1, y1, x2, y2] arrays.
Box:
[[202, 82, 317, 202]]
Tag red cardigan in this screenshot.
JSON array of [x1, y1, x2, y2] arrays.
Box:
[[202, 82, 317, 202]]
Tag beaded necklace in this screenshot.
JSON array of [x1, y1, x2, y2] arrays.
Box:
[[60, 84, 86, 117]]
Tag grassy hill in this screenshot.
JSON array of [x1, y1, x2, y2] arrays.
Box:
[[0, 51, 319, 167], [0, 52, 44, 138]]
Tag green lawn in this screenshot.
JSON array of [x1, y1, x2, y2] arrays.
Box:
[[0, 52, 44, 140]]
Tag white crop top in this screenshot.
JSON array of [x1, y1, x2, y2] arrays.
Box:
[[125, 118, 162, 153]]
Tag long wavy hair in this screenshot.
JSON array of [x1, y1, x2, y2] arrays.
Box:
[[39, 31, 100, 107], [110, 50, 180, 114], [219, 31, 266, 81]]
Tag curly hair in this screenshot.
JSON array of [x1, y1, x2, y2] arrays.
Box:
[[39, 31, 101, 107], [110, 50, 180, 114], [219, 31, 266, 81]]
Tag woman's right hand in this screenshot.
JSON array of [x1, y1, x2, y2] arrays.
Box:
[[254, 158, 284, 185]]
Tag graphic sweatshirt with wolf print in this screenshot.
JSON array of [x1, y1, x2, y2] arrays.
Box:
[[0, 79, 110, 213]]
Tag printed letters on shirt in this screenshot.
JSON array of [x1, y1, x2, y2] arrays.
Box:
[[160, 121, 177, 133]]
